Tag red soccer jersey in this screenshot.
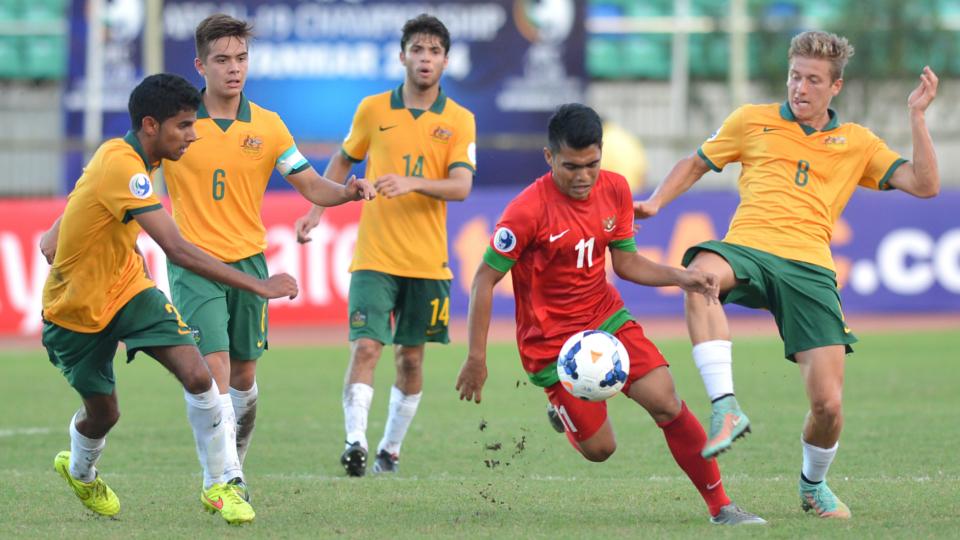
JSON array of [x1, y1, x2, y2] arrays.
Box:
[[483, 170, 637, 374]]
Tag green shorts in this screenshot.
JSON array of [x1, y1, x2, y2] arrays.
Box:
[[42, 287, 197, 398], [168, 253, 268, 360], [347, 270, 451, 346], [683, 241, 857, 361]]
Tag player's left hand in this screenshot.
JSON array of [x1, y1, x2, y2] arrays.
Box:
[[455, 357, 488, 404], [677, 268, 720, 304], [374, 174, 419, 198], [345, 176, 376, 201], [907, 66, 938, 112], [40, 231, 57, 264]]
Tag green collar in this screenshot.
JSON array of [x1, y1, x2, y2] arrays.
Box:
[[122, 130, 155, 171], [390, 84, 447, 115], [197, 90, 252, 122], [780, 101, 839, 135]]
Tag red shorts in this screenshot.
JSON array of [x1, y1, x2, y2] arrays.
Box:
[[543, 321, 668, 442]]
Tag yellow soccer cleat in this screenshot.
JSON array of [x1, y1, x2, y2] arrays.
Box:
[[201, 483, 255, 524], [53, 451, 120, 517]]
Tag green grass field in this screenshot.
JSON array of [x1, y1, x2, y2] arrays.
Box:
[[1, 329, 958, 538]]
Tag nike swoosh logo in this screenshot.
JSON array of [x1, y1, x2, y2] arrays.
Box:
[[549, 230, 569, 242], [257, 340, 264, 348], [204, 494, 224, 510], [379, 125, 397, 132], [843, 327, 851, 334], [763, 127, 777, 132], [707, 480, 722, 490]]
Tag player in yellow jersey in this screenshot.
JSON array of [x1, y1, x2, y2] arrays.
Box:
[[295, 14, 476, 476], [39, 74, 298, 524], [635, 31, 940, 519], [160, 14, 375, 501]]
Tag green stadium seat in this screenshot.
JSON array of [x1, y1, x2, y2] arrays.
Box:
[[0, 0, 20, 21], [22, 34, 66, 79], [586, 37, 623, 79], [0, 35, 22, 78], [21, 0, 65, 21], [622, 35, 671, 79]]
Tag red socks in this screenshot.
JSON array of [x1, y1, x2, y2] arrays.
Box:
[[658, 401, 731, 516]]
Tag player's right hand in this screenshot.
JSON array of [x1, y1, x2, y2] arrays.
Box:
[[677, 268, 720, 305], [294, 211, 321, 244], [260, 273, 299, 300], [455, 357, 488, 404], [633, 199, 660, 220]]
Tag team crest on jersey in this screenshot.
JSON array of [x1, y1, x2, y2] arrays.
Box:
[[824, 135, 847, 147], [493, 227, 517, 253], [240, 133, 264, 157], [430, 124, 453, 143], [350, 310, 367, 328], [602, 216, 616, 232], [128, 173, 153, 199]]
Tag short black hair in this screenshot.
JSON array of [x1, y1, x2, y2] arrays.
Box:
[[128, 73, 201, 131], [547, 103, 603, 153], [401, 13, 450, 54]]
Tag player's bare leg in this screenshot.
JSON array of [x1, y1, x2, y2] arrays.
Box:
[[796, 345, 851, 518], [685, 252, 750, 457], [341, 338, 383, 476], [373, 344, 425, 474], [628, 366, 765, 525]]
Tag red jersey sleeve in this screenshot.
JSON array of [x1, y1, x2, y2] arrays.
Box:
[[482, 184, 542, 272]]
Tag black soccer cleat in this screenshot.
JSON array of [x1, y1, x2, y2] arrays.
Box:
[[340, 441, 368, 477], [371, 450, 399, 474], [546, 403, 565, 433]]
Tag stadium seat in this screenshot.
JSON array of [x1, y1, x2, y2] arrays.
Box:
[[0, 35, 21, 78], [622, 35, 672, 79], [22, 34, 66, 79], [586, 36, 624, 79]]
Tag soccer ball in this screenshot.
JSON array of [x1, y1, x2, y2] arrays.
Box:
[[556, 330, 630, 402]]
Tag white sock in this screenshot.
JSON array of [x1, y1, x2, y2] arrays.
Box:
[[184, 381, 225, 489], [68, 410, 104, 483], [377, 386, 422, 457], [230, 382, 258, 466], [219, 392, 244, 482], [343, 383, 374, 450], [692, 340, 734, 401], [801, 436, 838, 483]]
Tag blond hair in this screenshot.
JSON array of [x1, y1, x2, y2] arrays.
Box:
[[788, 31, 855, 81]]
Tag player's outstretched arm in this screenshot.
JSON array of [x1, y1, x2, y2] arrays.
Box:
[[287, 168, 375, 208], [456, 262, 506, 404], [295, 150, 357, 243], [375, 167, 473, 201], [40, 215, 63, 264], [888, 66, 940, 199], [134, 209, 299, 300], [634, 153, 711, 219], [611, 248, 719, 304]]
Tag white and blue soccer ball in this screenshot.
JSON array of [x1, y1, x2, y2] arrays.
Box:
[[556, 330, 630, 402]]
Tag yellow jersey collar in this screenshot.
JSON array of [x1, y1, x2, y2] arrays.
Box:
[[390, 84, 447, 114], [122, 130, 156, 172], [780, 101, 839, 135], [197, 90, 252, 122]]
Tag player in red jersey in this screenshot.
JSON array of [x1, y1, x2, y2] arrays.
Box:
[[456, 104, 765, 525]]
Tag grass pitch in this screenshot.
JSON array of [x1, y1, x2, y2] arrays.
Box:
[[1, 329, 958, 538]]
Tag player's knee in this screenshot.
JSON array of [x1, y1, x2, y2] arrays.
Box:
[[88, 407, 120, 433], [582, 442, 616, 462], [352, 339, 383, 366], [810, 396, 843, 425]]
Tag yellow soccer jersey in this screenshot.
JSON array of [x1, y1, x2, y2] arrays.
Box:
[[342, 85, 477, 279], [699, 102, 905, 272], [42, 132, 163, 332], [163, 93, 309, 262]]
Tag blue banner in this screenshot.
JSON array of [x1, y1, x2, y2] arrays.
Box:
[[161, 0, 586, 140]]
